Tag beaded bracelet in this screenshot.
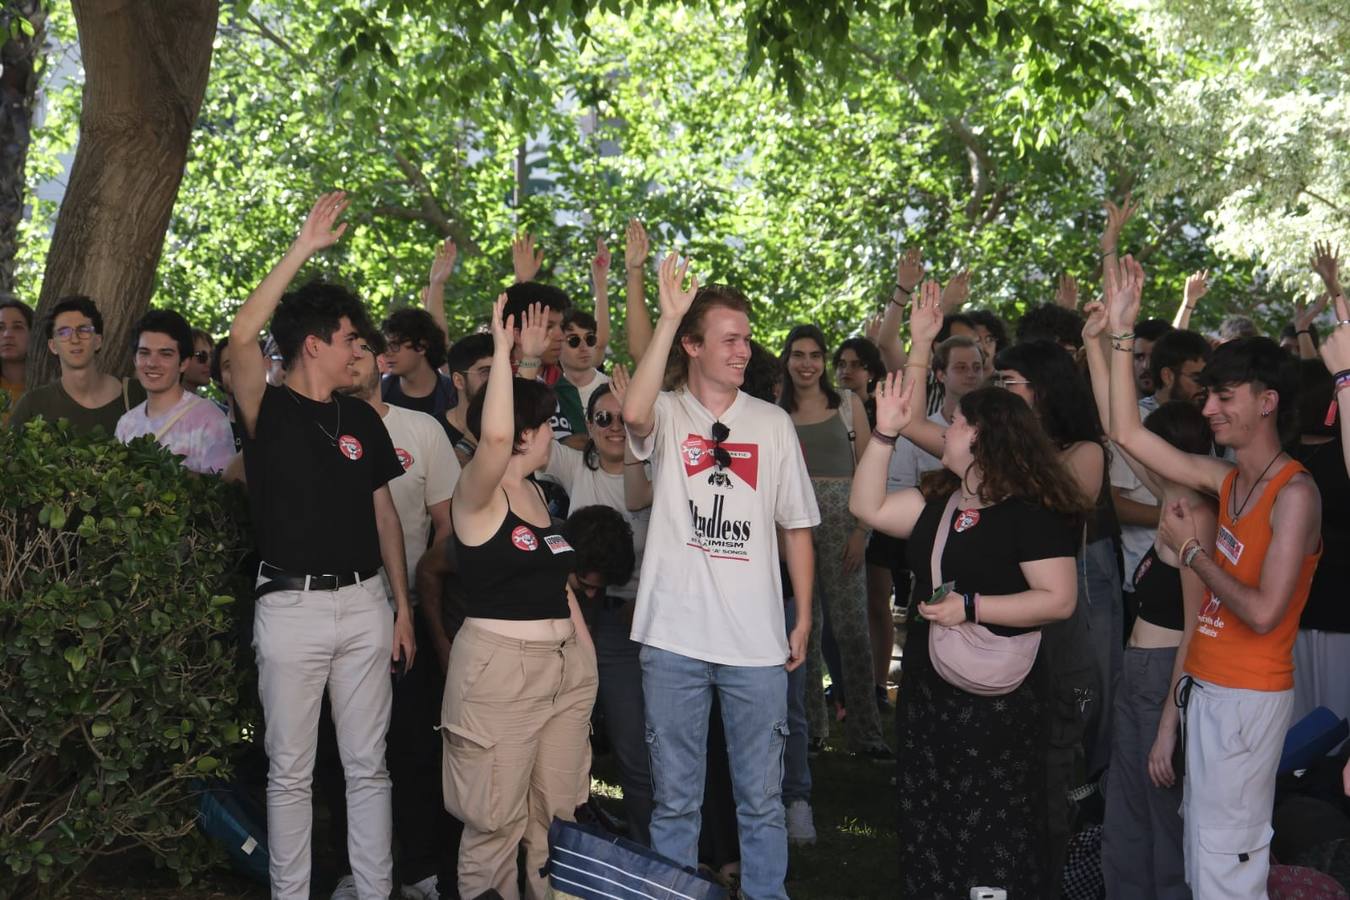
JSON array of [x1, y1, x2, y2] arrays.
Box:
[[1110, 331, 1135, 341]]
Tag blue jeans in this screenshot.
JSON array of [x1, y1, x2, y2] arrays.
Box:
[[783, 597, 811, 805], [592, 603, 653, 846], [641, 645, 789, 900]]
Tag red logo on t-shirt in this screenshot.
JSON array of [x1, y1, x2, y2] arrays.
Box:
[[511, 525, 539, 552], [395, 448, 413, 470], [953, 509, 980, 533], [338, 435, 364, 461], [679, 435, 759, 489]]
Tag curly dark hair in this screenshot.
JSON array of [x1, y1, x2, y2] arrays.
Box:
[[44, 295, 102, 339], [994, 340, 1105, 450], [965, 309, 1009, 355], [271, 280, 375, 368], [919, 387, 1093, 517], [779, 323, 840, 413], [834, 337, 885, 381], [1015, 303, 1084, 350], [132, 308, 194, 361], [382, 307, 448, 370], [465, 377, 557, 452], [563, 505, 636, 589]]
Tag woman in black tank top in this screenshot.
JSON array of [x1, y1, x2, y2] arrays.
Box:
[[441, 296, 598, 900]]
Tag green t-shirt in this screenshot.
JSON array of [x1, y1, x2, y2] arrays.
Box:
[[10, 378, 146, 437]]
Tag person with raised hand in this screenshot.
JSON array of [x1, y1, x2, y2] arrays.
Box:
[[423, 237, 457, 351], [622, 252, 819, 900], [1172, 270, 1209, 330], [441, 292, 596, 900], [623, 218, 655, 362], [849, 322, 1083, 896], [227, 192, 415, 900], [873, 246, 925, 374], [1105, 251, 1321, 900], [511, 232, 545, 283]]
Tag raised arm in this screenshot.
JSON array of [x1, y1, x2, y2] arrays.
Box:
[[512, 232, 544, 283], [623, 219, 653, 362], [1317, 278, 1350, 478], [1082, 297, 1111, 431], [877, 247, 924, 372], [1100, 195, 1136, 268], [622, 252, 698, 439], [454, 294, 518, 513], [425, 238, 457, 351], [1055, 274, 1079, 311], [896, 280, 946, 459], [1174, 270, 1208, 329], [229, 191, 349, 436], [1107, 254, 1229, 495], [1294, 292, 1330, 360], [849, 371, 928, 538], [591, 236, 612, 361], [610, 364, 653, 510], [940, 268, 971, 315]]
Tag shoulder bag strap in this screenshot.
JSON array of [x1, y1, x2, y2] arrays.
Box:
[[121, 377, 131, 411], [929, 491, 962, 592], [154, 395, 201, 442]]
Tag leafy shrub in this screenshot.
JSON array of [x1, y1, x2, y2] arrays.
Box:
[[0, 419, 251, 897]]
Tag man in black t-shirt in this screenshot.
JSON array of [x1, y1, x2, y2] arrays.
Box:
[[228, 192, 415, 900]]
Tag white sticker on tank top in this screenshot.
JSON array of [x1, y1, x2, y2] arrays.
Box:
[[1216, 524, 1244, 565], [544, 534, 574, 555]]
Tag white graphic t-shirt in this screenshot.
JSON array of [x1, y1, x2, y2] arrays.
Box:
[[381, 404, 460, 590], [628, 389, 820, 666]]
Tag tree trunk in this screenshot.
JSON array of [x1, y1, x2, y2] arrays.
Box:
[[28, 0, 219, 383], [0, 0, 47, 296]]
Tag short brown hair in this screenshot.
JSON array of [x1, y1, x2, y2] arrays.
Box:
[[933, 334, 980, 372], [667, 284, 750, 388]]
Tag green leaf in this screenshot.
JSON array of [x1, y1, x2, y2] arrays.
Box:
[[195, 756, 219, 773], [64, 647, 87, 672]]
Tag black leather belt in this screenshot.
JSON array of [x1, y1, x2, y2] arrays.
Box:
[[256, 561, 379, 597]]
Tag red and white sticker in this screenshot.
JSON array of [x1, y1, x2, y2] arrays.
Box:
[[544, 534, 574, 555], [1216, 524, 1244, 565], [338, 435, 364, 461], [953, 508, 981, 533], [511, 525, 539, 552], [395, 448, 414, 470]]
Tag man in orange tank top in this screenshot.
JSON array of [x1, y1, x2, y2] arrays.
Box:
[[1106, 254, 1322, 899]]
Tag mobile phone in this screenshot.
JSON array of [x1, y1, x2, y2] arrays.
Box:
[[926, 580, 955, 604]]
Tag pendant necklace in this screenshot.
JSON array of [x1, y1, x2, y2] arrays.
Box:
[[1229, 450, 1283, 523], [285, 384, 340, 446]]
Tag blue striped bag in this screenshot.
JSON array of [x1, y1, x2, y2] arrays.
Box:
[[545, 819, 729, 900]]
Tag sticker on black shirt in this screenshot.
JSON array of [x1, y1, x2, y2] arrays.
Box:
[[511, 525, 539, 552], [338, 434, 364, 461], [954, 509, 980, 532], [544, 534, 574, 555]]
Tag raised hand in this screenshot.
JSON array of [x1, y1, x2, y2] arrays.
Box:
[[609, 362, 630, 406], [1082, 298, 1108, 342], [896, 247, 924, 294], [518, 301, 549, 359], [657, 252, 699, 321], [429, 238, 457, 285], [294, 191, 350, 256], [489, 293, 515, 353], [942, 269, 971, 311], [592, 237, 612, 287], [1184, 269, 1210, 307], [1312, 240, 1342, 296], [512, 232, 544, 282], [874, 371, 916, 435], [1318, 288, 1350, 375], [1101, 194, 1138, 251], [625, 219, 649, 271], [864, 310, 884, 344], [1295, 292, 1331, 333], [1106, 254, 1144, 331], [1055, 274, 1080, 310], [908, 279, 944, 348]]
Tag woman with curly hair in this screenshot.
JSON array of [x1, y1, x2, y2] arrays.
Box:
[[850, 323, 1086, 897]]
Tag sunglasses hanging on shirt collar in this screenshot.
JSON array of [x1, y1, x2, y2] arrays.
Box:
[[710, 421, 731, 470]]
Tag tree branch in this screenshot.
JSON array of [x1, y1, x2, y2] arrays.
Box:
[[386, 147, 479, 252], [947, 116, 995, 224], [241, 12, 304, 66]]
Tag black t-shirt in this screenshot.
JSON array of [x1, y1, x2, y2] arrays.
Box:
[[445, 420, 465, 446], [906, 495, 1078, 639], [1296, 438, 1350, 632], [394, 389, 436, 417], [242, 385, 404, 573]]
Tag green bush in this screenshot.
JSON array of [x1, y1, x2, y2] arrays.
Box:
[[0, 418, 252, 898]]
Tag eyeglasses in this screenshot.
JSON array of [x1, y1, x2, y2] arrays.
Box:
[[710, 421, 731, 470], [566, 333, 597, 349], [55, 324, 97, 341], [192, 350, 210, 364], [993, 375, 1031, 388], [592, 409, 624, 429]]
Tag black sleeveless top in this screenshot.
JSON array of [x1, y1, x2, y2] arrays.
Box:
[[454, 484, 575, 620], [1131, 545, 1184, 631]]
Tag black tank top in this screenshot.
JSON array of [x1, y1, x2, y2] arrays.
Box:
[[1132, 545, 1184, 631], [454, 484, 575, 620]]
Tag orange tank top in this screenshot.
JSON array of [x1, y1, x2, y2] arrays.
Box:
[[1184, 459, 1320, 691]]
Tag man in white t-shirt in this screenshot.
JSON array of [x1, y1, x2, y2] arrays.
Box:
[[338, 336, 459, 900], [622, 255, 819, 900]]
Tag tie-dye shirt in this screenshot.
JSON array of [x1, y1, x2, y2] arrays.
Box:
[[115, 391, 235, 474]]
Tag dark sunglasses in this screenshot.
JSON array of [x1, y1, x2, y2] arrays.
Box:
[[566, 333, 597, 349], [592, 409, 624, 429], [192, 350, 210, 364], [710, 421, 731, 470]]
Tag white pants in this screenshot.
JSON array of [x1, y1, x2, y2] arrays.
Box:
[[253, 575, 394, 900], [1182, 678, 1293, 900], [1292, 628, 1350, 725]]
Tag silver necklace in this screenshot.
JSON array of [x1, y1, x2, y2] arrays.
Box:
[[285, 385, 340, 446]]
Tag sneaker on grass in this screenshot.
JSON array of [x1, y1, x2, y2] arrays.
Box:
[[785, 799, 817, 845], [401, 874, 440, 900], [330, 875, 359, 900]]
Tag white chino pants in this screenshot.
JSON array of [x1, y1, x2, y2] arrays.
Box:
[[253, 574, 394, 900]]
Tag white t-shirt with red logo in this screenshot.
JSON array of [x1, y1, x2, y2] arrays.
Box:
[[380, 404, 460, 591], [628, 389, 820, 666]]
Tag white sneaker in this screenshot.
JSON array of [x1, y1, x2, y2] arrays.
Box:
[[330, 875, 359, 900], [785, 799, 817, 845], [401, 874, 440, 900]]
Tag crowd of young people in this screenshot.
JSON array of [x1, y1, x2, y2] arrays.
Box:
[[5, 191, 1350, 900]]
